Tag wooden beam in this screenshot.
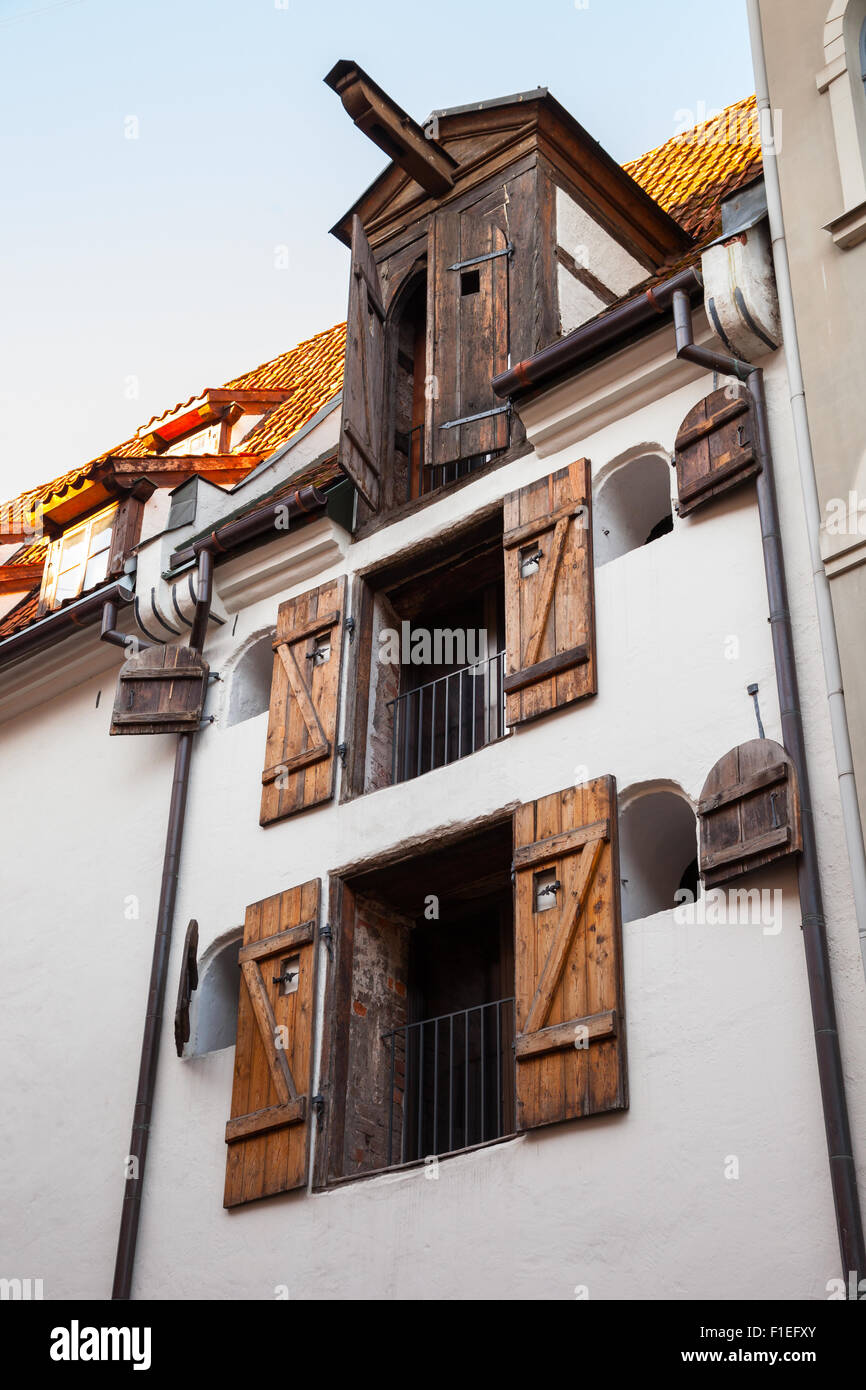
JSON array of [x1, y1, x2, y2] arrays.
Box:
[[324, 59, 457, 197], [108, 454, 261, 486], [205, 388, 293, 412], [0, 562, 44, 594]]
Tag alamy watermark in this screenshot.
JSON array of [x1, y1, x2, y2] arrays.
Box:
[[674, 886, 783, 936]]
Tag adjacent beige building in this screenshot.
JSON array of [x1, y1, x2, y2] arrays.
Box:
[[756, 1, 866, 850]]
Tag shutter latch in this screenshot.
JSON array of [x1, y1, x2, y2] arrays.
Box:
[[319, 922, 334, 960], [538, 880, 561, 899], [311, 1094, 326, 1130], [344, 615, 356, 642], [336, 742, 348, 766]]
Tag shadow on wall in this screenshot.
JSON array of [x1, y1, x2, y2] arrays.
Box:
[[618, 783, 699, 923], [593, 453, 673, 568], [227, 632, 274, 727], [191, 935, 241, 1055]]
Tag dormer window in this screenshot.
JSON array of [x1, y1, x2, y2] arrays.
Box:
[[41, 503, 116, 609]]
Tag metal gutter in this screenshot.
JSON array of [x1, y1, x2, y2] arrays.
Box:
[[491, 266, 705, 399], [0, 577, 134, 670], [168, 483, 329, 571], [746, 0, 866, 978]]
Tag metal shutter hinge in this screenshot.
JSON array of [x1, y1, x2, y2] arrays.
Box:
[[311, 1094, 326, 1129], [319, 922, 334, 960], [336, 742, 348, 765]]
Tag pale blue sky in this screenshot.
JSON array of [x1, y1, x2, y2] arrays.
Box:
[[0, 0, 754, 499]]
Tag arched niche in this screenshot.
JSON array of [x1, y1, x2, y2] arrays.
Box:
[[593, 452, 673, 567], [618, 781, 699, 923]]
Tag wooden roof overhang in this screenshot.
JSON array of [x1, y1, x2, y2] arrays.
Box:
[[139, 388, 293, 454]]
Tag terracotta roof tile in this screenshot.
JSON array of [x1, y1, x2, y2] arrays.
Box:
[[624, 95, 761, 241]]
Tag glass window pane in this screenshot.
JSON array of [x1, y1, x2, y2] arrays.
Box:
[[55, 567, 83, 604], [83, 549, 109, 591], [58, 528, 87, 572], [89, 511, 114, 552]]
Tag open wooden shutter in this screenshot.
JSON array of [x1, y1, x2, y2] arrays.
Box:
[[427, 203, 510, 471], [110, 645, 209, 735], [698, 738, 802, 888], [260, 576, 346, 825], [339, 214, 386, 511], [224, 879, 320, 1207], [503, 459, 596, 726], [675, 384, 760, 517], [513, 777, 626, 1131]]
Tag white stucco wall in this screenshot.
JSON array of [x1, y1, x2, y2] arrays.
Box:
[[1, 326, 864, 1301]]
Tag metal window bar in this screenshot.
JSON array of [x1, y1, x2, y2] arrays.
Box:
[[382, 997, 515, 1167], [405, 429, 508, 500], [387, 648, 506, 785]]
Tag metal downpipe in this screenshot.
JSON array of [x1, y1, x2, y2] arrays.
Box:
[[673, 289, 865, 1285], [111, 548, 213, 1300]]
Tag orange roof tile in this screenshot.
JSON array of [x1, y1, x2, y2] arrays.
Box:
[[624, 95, 761, 241]]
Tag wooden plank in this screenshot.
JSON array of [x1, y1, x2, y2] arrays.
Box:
[[698, 762, 787, 815], [206, 388, 293, 411], [325, 61, 457, 196], [678, 446, 757, 503], [502, 643, 588, 695], [701, 824, 791, 871], [502, 499, 588, 550], [238, 920, 316, 963], [240, 960, 297, 1103], [225, 1099, 305, 1143], [675, 395, 749, 450], [515, 1009, 616, 1060], [513, 818, 609, 871], [271, 609, 341, 648]]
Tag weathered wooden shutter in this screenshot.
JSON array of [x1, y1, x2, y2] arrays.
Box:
[[698, 738, 802, 888], [340, 214, 386, 510], [427, 203, 510, 470], [224, 879, 320, 1207], [110, 645, 209, 735], [674, 384, 760, 517], [503, 459, 596, 726], [513, 776, 627, 1131], [260, 576, 346, 825], [173, 918, 199, 1057]]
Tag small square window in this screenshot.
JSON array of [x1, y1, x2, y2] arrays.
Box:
[[275, 953, 300, 997], [311, 636, 331, 667], [534, 869, 560, 912], [520, 547, 542, 579], [460, 269, 481, 296]]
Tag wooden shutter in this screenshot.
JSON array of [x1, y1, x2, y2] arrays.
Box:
[[173, 918, 199, 1057], [340, 214, 386, 510], [224, 879, 320, 1207], [110, 645, 209, 735], [675, 384, 760, 517], [503, 459, 596, 726], [427, 203, 510, 470], [260, 576, 346, 825], [698, 738, 802, 888], [513, 776, 627, 1131]]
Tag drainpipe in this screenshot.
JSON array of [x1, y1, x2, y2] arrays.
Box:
[[110, 546, 214, 1301], [746, 0, 866, 977], [673, 289, 866, 1286]]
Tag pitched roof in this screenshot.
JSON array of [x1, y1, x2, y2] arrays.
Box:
[[0, 96, 762, 641]]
